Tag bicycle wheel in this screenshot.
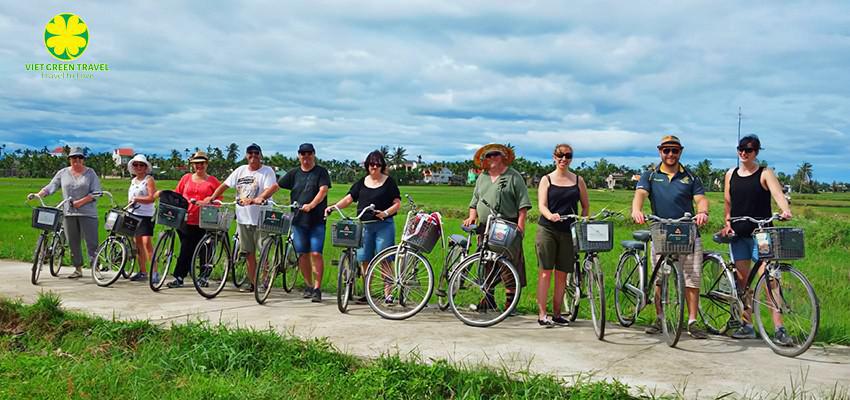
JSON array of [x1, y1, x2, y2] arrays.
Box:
[[699, 254, 736, 335], [121, 241, 137, 280], [48, 231, 66, 277], [447, 253, 520, 327], [614, 252, 643, 327], [753, 263, 819, 357], [91, 237, 127, 287], [365, 245, 434, 320], [564, 262, 581, 322], [436, 244, 465, 311], [150, 229, 177, 292], [586, 255, 606, 340], [282, 239, 299, 292], [231, 236, 248, 289], [337, 250, 353, 313], [255, 237, 282, 304], [659, 258, 685, 347], [191, 233, 230, 299], [31, 233, 48, 285]]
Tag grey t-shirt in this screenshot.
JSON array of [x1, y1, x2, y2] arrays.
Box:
[[42, 167, 102, 217]]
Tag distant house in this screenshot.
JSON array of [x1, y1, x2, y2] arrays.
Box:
[[112, 148, 134, 168], [422, 167, 453, 184], [50, 146, 65, 157], [389, 161, 418, 172]]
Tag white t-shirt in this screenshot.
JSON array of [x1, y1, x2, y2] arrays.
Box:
[[224, 165, 277, 225]]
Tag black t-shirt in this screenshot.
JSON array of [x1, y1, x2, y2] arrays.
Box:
[[348, 175, 401, 222], [278, 165, 332, 227]]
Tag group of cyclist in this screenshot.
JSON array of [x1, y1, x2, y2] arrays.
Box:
[[28, 133, 793, 343]]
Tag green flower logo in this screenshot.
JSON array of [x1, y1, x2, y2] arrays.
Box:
[[44, 13, 89, 61]]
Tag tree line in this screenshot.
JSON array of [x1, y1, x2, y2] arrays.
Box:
[[0, 143, 843, 193]]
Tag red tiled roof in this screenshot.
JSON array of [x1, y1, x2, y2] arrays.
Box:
[[51, 146, 64, 154], [115, 148, 134, 156]]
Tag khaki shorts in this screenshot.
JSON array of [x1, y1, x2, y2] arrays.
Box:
[[237, 224, 270, 255], [652, 237, 703, 289], [535, 225, 575, 273]]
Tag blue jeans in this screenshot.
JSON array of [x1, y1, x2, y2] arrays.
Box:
[[291, 224, 326, 255], [729, 236, 758, 263], [356, 218, 396, 262]]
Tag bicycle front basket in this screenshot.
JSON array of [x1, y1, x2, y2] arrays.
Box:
[[258, 207, 292, 235], [31, 207, 63, 231], [572, 221, 614, 252], [755, 227, 804, 260], [485, 218, 522, 258], [331, 220, 364, 248], [402, 212, 441, 253], [199, 205, 234, 231], [650, 222, 695, 255], [105, 209, 142, 237], [156, 203, 187, 230]]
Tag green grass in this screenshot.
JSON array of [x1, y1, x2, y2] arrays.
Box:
[[0, 293, 639, 399], [3, 178, 849, 345]]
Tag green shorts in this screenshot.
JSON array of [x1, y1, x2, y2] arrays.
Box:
[[535, 225, 575, 273], [237, 224, 270, 255]]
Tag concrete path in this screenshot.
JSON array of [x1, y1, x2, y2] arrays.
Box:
[[3, 260, 848, 398]]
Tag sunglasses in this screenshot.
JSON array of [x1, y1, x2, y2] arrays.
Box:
[[484, 152, 502, 158], [368, 162, 382, 167], [132, 163, 147, 167], [69, 156, 84, 160], [554, 153, 573, 160], [299, 151, 314, 156], [661, 147, 681, 155], [246, 151, 261, 156], [737, 147, 756, 154]]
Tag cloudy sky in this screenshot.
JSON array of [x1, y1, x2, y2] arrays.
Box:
[[2, 1, 849, 180]]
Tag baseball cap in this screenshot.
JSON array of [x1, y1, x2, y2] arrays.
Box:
[[246, 143, 262, 153], [298, 143, 315, 153]]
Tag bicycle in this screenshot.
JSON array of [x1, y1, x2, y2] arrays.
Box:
[[326, 203, 376, 313], [446, 199, 522, 327], [614, 213, 695, 347], [26, 194, 71, 285], [699, 214, 818, 357], [562, 210, 619, 340], [363, 194, 439, 320], [91, 191, 143, 287], [434, 223, 477, 311], [254, 200, 300, 304], [190, 200, 237, 298]]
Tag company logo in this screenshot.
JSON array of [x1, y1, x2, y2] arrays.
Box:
[[44, 13, 88, 61], [680, 176, 691, 184]]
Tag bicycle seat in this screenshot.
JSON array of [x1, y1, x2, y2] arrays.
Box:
[[620, 240, 645, 251], [461, 224, 477, 233], [449, 234, 469, 248], [713, 232, 735, 244], [632, 230, 651, 242]]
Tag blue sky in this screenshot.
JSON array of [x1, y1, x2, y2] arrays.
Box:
[[1, 1, 849, 181]]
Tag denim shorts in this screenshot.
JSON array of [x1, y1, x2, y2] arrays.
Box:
[[291, 223, 326, 255], [356, 218, 396, 263], [729, 236, 758, 263]]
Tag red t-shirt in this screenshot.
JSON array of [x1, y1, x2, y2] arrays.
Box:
[[175, 174, 222, 225]]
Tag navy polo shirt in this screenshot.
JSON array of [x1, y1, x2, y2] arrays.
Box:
[[636, 165, 704, 219]]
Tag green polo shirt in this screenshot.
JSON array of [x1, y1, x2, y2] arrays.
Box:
[[469, 167, 531, 223], [636, 164, 705, 219]]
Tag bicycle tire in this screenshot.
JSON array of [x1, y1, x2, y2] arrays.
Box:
[[447, 253, 521, 328], [255, 237, 282, 304], [149, 229, 177, 292], [337, 250, 353, 313], [660, 257, 685, 347], [281, 239, 299, 293], [437, 244, 465, 311], [698, 253, 736, 335], [191, 233, 230, 299], [564, 262, 581, 322], [365, 245, 434, 320], [586, 255, 606, 340], [48, 231, 65, 277], [231, 235, 248, 289], [91, 236, 127, 287], [31, 233, 47, 285], [614, 251, 643, 327], [753, 263, 819, 358]]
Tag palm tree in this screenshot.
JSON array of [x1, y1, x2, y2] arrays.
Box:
[[391, 146, 408, 168], [378, 146, 390, 161], [795, 162, 813, 193]]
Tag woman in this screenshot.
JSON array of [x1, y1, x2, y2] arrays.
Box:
[[28, 147, 102, 279], [535, 144, 588, 326], [167, 151, 221, 288], [126, 154, 157, 282], [462, 143, 532, 314], [325, 150, 401, 303], [721, 135, 793, 342]]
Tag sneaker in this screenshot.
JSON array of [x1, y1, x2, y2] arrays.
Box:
[[166, 278, 184, 288], [552, 316, 570, 326], [731, 324, 757, 340], [67, 270, 83, 279], [302, 287, 314, 298], [355, 296, 368, 305], [538, 317, 555, 328], [129, 272, 147, 282], [240, 283, 255, 293], [773, 327, 794, 347], [644, 318, 662, 334], [311, 289, 322, 303], [384, 295, 395, 305], [688, 321, 708, 339]]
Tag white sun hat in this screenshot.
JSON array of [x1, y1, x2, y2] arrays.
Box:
[[127, 154, 152, 174]]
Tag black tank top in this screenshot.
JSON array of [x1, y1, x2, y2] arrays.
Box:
[[729, 167, 772, 236], [538, 174, 580, 232]]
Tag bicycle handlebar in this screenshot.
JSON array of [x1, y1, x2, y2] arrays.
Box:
[[728, 213, 785, 226], [558, 209, 621, 222], [326, 204, 376, 221], [647, 213, 694, 223]]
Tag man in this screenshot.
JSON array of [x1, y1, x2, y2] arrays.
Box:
[[631, 135, 710, 339], [256, 143, 331, 303], [205, 143, 277, 293]]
